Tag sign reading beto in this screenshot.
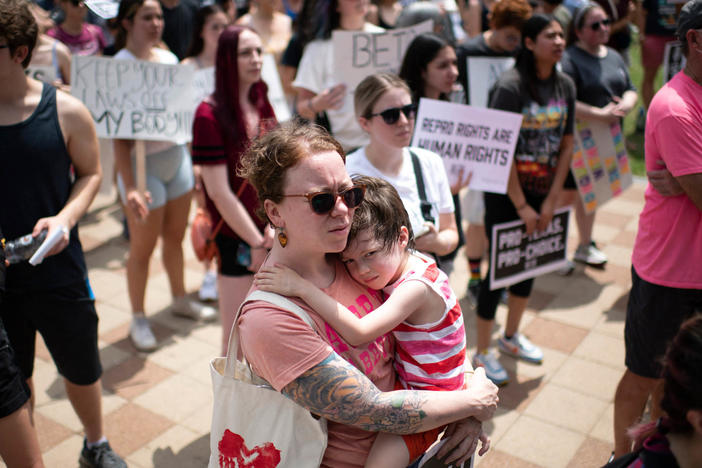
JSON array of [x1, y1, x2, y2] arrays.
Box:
[[71, 56, 197, 141], [489, 209, 570, 290], [410, 98, 523, 194], [332, 20, 433, 90]]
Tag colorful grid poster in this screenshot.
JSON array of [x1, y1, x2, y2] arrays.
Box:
[[570, 120, 632, 214]]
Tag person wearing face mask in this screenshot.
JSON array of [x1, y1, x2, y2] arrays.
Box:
[[454, 0, 532, 304], [559, 2, 637, 270]]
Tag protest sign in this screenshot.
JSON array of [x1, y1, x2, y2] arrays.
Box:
[[262, 54, 292, 122], [467, 57, 514, 108], [84, 0, 119, 18], [489, 208, 570, 290], [332, 20, 433, 90], [570, 120, 632, 214], [25, 65, 57, 84], [410, 98, 523, 194], [190, 56, 290, 122], [662, 41, 686, 83], [71, 55, 197, 142], [193, 66, 215, 107]]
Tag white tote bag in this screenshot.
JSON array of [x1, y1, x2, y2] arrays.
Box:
[[208, 290, 328, 468]]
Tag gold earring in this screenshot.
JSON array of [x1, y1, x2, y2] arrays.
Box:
[[277, 227, 288, 248]]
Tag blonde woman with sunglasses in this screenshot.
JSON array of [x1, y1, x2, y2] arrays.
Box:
[[346, 73, 459, 267]]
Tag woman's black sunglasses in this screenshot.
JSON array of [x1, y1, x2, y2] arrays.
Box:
[[283, 185, 366, 215], [588, 18, 612, 31], [368, 104, 417, 125]]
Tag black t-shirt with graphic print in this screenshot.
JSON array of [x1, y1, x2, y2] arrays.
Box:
[[489, 67, 576, 197]]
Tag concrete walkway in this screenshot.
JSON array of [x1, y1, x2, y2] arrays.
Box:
[[4, 181, 647, 468]]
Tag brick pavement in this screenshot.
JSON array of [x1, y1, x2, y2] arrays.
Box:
[[1, 181, 648, 468]]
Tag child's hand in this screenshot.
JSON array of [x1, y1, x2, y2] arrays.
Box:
[[254, 264, 305, 297]]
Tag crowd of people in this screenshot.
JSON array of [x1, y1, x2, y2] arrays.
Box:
[[1, 0, 701, 466]]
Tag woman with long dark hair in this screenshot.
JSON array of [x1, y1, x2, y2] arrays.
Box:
[[113, 0, 217, 352], [399, 32, 460, 104], [473, 14, 575, 386], [398, 33, 467, 275], [191, 25, 277, 354], [182, 4, 229, 69]]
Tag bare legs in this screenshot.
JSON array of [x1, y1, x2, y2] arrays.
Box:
[[613, 370, 662, 457], [0, 402, 44, 468]]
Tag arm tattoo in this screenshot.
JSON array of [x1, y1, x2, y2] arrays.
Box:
[[282, 353, 428, 434]]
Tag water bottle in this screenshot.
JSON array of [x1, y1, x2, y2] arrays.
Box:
[[4, 230, 48, 264]]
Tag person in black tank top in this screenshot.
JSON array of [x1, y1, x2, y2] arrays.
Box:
[[0, 2, 126, 466]]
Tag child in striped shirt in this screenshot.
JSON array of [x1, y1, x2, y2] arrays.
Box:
[[255, 176, 480, 468]]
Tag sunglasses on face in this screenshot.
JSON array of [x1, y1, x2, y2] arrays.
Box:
[[368, 103, 417, 125], [283, 185, 366, 215], [588, 18, 612, 31]]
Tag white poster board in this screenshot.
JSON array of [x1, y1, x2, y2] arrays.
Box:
[[570, 120, 633, 214], [84, 0, 119, 18], [410, 98, 523, 194], [489, 209, 570, 290], [193, 66, 215, 106], [262, 54, 292, 122], [467, 57, 514, 108], [71, 55, 197, 141], [662, 41, 686, 83], [332, 20, 433, 90], [25, 65, 57, 84]]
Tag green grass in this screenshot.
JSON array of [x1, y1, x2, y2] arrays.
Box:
[[621, 33, 666, 177]]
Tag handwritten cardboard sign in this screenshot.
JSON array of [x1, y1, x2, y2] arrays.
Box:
[[332, 20, 433, 90], [570, 120, 633, 214], [25, 65, 57, 84], [489, 208, 570, 290], [467, 57, 514, 108], [663, 41, 686, 83], [84, 0, 119, 19], [410, 98, 523, 194], [71, 55, 197, 141]]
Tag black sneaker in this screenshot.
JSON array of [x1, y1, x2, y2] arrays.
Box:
[[79, 439, 127, 468]]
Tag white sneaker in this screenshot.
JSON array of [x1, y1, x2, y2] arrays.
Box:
[[498, 332, 544, 364], [558, 259, 576, 276], [198, 271, 218, 302], [473, 349, 509, 386], [573, 242, 608, 267], [172, 297, 217, 322], [130, 316, 157, 352]]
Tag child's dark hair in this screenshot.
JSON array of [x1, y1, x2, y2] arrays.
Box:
[[628, 314, 702, 449], [347, 176, 415, 253]]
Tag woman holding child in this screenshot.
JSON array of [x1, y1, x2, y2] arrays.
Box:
[[236, 122, 498, 467]]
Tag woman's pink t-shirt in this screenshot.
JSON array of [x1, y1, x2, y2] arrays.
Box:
[[238, 260, 395, 468]]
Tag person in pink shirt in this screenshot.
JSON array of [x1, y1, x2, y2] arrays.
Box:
[[612, 0, 702, 459], [236, 122, 499, 468], [48, 0, 105, 56]]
